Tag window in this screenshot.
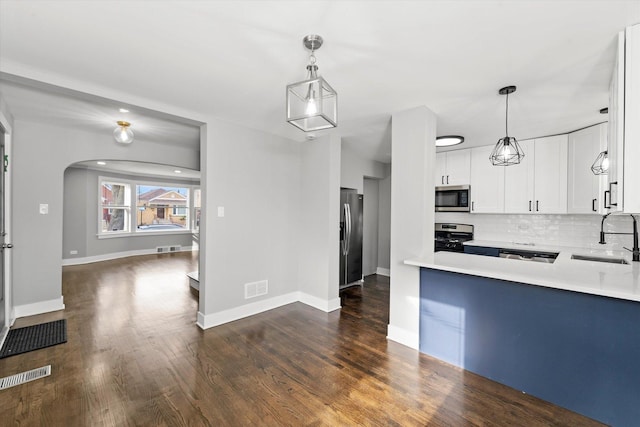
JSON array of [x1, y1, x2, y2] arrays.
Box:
[[136, 185, 190, 232], [193, 188, 201, 232], [100, 180, 131, 233]]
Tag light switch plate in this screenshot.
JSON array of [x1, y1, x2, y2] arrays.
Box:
[[217, 206, 225, 217], [39, 204, 49, 215]]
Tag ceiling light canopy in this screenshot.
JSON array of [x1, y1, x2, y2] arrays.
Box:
[[490, 86, 525, 166], [113, 120, 134, 144], [436, 135, 464, 147], [591, 150, 609, 175], [286, 34, 337, 132]]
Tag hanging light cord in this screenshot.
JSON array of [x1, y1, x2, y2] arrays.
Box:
[[505, 92, 510, 137]]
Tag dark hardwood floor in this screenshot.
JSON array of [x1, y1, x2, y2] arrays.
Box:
[[0, 252, 604, 426]]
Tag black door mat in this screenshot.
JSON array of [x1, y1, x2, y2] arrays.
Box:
[[0, 319, 67, 359]]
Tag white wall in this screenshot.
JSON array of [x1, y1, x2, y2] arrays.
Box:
[[436, 212, 638, 250], [389, 106, 436, 350], [11, 119, 198, 315]]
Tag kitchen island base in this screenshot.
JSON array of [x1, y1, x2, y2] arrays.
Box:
[[420, 267, 640, 427]]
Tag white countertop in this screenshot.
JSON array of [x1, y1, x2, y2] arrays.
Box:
[[405, 240, 640, 303]]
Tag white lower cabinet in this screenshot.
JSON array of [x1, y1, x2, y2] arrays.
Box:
[[470, 145, 504, 213], [567, 123, 608, 214], [504, 135, 568, 214]]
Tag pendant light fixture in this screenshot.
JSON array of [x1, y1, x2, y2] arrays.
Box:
[[591, 150, 609, 175], [113, 121, 134, 144], [286, 34, 337, 132], [490, 86, 525, 166]]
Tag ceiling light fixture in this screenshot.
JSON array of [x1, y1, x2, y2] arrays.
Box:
[[599, 107, 608, 114], [174, 170, 182, 174], [436, 135, 465, 147], [490, 86, 525, 166], [113, 121, 134, 144], [286, 34, 337, 132], [119, 108, 129, 113], [96, 161, 107, 166], [591, 150, 609, 175]]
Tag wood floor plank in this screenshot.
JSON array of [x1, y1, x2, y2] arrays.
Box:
[[0, 252, 605, 426]]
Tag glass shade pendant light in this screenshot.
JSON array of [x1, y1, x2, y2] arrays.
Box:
[[286, 34, 338, 132], [591, 150, 609, 175], [490, 86, 525, 166], [113, 120, 134, 144]]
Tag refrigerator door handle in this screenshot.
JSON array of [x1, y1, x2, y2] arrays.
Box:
[[345, 203, 352, 255], [341, 203, 348, 255]]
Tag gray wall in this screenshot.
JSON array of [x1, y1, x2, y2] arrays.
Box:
[[363, 178, 379, 276], [12, 118, 198, 308], [63, 167, 199, 260], [377, 171, 391, 270], [199, 119, 303, 316]]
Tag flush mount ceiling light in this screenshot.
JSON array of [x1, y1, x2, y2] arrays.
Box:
[[436, 135, 465, 147], [599, 107, 608, 114], [490, 86, 525, 166], [113, 120, 134, 144], [286, 34, 338, 132], [591, 150, 609, 175]]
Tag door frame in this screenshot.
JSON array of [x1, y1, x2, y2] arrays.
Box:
[[0, 108, 13, 348]]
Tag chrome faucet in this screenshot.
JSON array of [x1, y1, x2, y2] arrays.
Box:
[[599, 213, 640, 262]]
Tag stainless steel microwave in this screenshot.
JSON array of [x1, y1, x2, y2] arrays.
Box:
[[435, 185, 470, 212]]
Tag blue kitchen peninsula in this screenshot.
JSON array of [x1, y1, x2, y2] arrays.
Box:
[[406, 248, 640, 427]]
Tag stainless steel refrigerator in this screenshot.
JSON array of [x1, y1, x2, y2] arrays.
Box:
[[340, 188, 363, 289]]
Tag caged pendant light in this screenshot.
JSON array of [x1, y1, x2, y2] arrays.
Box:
[[286, 35, 338, 132], [490, 86, 525, 166], [591, 150, 609, 175]]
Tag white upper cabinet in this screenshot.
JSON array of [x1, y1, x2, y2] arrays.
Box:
[[434, 149, 470, 186], [608, 24, 640, 213], [504, 136, 568, 214], [567, 123, 608, 214], [470, 145, 504, 213]]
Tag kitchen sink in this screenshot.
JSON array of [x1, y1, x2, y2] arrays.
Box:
[[570, 254, 629, 265]]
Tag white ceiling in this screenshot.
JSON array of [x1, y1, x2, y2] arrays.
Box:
[[1, 1, 639, 164]]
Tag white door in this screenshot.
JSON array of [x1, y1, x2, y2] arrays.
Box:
[[470, 145, 504, 213]]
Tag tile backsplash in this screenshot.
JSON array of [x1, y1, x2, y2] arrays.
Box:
[[435, 212, 638, 250]]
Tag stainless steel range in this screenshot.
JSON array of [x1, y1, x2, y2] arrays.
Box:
[[435, 223, 474, 252]]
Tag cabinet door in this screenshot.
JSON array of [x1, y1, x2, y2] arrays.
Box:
[[504, 140, 535, 213], [434, 152, 447, 186], [568, 125, 605, 214], [445, 149, 471, 186], [470, 145, 504, 213], [534, 135, 568, 214], [623, 24, 640, 213], [608, 31, 625, 212]]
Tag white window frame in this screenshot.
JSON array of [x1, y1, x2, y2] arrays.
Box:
[[98, 178, 132, 236]]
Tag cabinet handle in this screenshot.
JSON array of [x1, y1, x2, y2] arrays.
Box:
[[472, 201, 474, 212], [609, 181, 618, 207], [446, 175, 449, 184], [536, 200, 539, 212], [604, 190, 611, 209], [592, 198, 597, 212], [529, 201, 532, 212], [442, 176, 444, 185]]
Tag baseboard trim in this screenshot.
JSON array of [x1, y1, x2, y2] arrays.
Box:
[[197, 292, 341, 330], [14, 297, 65, 319], [62, 246, 197, 266], [298, 292, 341, 312], [376, 267, 391, 277], [387, 324, 419, 350]]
